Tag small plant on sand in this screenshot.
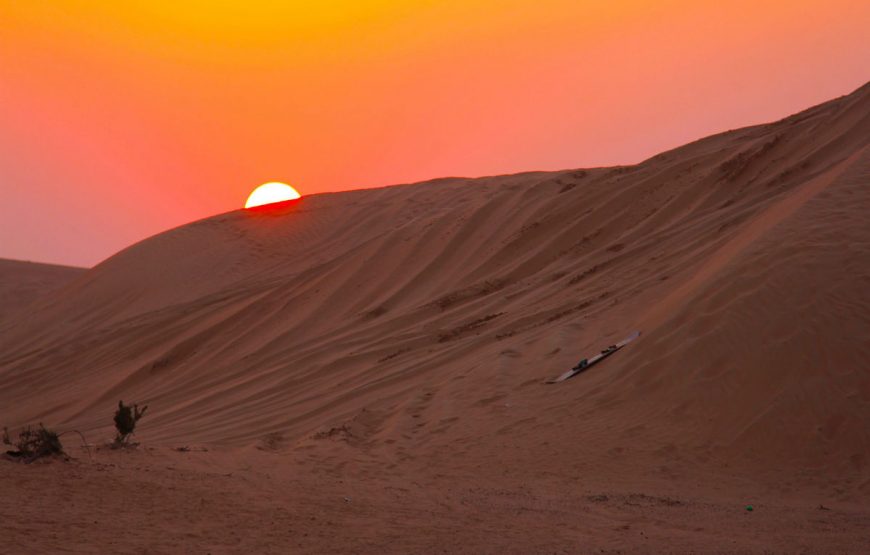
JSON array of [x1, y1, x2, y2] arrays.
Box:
[[2, 424, 65, 462], [113, 400, 148, 447]]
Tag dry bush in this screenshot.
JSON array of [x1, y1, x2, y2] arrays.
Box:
[[2, 424, 65, 462], [113, 400, 148, 447]]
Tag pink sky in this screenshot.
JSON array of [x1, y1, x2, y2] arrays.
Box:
[[1, 1, 868, 267]]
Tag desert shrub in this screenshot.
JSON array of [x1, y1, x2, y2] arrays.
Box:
[[2, 424, 65, 462], [113, 401, 148, 445]]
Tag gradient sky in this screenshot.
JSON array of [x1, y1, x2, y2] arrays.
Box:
[[2, 1, 868, 267]]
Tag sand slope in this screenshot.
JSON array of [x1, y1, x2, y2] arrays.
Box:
[[0, 259, 86, 318], [2, 83, 870, 552]]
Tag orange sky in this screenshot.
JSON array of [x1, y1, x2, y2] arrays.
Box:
[[2, 1, 868, 266]]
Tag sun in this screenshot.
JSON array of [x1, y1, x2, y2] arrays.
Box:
[[245, 182, 302, 208]]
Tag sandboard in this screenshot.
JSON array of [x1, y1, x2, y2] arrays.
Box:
[[547, 331, 641, 384]]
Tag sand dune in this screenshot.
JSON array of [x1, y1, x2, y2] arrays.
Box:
[[0, 259, 86, 318], [2, 83, 869, 552]]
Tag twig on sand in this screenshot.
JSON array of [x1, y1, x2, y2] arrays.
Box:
[[58, 429, 94, 462]]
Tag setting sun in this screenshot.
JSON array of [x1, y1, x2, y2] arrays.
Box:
[[245, 182, 301, 208]]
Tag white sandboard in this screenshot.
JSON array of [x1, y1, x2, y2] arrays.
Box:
[[547, 331, 641, 384]]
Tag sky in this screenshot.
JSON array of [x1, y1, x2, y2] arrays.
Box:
[[1, 1, 868, 267]]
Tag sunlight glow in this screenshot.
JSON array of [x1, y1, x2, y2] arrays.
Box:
[[245, 182, 301, 208]]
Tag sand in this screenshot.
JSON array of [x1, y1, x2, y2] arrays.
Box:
[[1, 82, 869, 553], [0, 259, 86, 316]]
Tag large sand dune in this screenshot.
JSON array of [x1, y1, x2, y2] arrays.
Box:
[[2, 83, 869, 553]]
